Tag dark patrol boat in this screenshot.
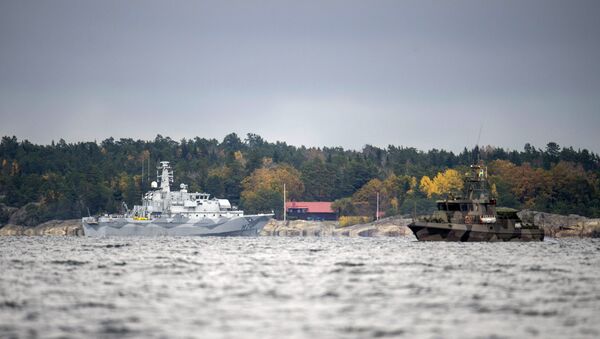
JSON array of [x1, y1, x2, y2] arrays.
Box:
[[408, 163, 544, 242]]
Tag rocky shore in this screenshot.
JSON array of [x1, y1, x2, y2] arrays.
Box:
[[1, 210, 599, 238], [0, 219, 82, 236], [260, 216, 413, 237], [518, 210, 600, 238]]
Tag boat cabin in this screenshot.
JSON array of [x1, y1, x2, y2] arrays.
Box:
[[436, 199, 496, 215]]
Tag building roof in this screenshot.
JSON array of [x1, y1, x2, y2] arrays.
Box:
[[286, 201, 334, 214]]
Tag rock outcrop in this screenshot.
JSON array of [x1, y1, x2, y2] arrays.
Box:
[[518, 210, 600, 238], [0, 219, 83, 236], [0, 203, 17, 225], [7, 202, 48, 226], [260, 216, 413, 237]]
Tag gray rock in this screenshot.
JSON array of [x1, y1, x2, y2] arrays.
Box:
[[517, 210, 600, 238], [0, 203, 17, 226], [7, 202, 47, 226], [0, 219, 83, 236], [261, 216, 413, 237]]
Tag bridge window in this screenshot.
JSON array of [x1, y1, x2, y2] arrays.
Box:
[[448, 204, 461, 211]]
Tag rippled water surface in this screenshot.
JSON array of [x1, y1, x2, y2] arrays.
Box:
[[1, 236, 600, 338]]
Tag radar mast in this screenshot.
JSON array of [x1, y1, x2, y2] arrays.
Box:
[[158, 161, 173, 193]]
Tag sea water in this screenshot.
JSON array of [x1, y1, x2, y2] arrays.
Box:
[[1, 236, 599, 338]]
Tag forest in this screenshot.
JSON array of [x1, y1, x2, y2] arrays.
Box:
[[1, 133, 599, 226]]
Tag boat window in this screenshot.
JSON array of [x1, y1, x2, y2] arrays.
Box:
[[447, 204, 461, 211], [461, 204, 468, 212]]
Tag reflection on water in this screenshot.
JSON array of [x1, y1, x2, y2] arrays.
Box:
[[1, 237, 599, 338]]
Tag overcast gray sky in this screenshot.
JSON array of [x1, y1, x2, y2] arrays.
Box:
[[1, 0, 599, 152]]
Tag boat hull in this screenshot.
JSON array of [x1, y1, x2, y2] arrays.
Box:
[[408, 221, 544, 242], [82, 214, 272, 237]]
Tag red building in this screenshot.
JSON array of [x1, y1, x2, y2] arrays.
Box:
[[285, 201, 337, 221]]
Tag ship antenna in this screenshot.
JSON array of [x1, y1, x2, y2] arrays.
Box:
[[475, 122, 483, 163]]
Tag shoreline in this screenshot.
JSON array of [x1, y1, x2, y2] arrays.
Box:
[[0, 217, 414, 237], [0, 211, 599, 238], [0, 219, 82, 236], [260, 216, 414, 237]]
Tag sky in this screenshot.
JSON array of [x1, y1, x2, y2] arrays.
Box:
[[1, 0, 599, 153]]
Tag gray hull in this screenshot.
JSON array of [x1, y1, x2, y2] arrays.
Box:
[[82, 215, 272, 237]]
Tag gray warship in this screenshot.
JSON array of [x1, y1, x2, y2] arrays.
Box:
[[408, 163, 544, 242], [82, 161, 273, 236]]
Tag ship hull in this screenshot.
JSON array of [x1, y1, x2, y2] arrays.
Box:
[[82, 214, 272, 237], [408, 221, 544, 242]]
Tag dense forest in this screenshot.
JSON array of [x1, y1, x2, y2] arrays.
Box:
[[1, 133, 599, 226]]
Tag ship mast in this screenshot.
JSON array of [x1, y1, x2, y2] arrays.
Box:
[[158, 161, 173, 193], [465, 163, 489, 201]]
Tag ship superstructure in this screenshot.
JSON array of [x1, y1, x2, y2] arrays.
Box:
[[82, 161, 272, 236]]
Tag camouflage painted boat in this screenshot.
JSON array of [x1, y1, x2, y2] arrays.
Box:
[[82, 161, 272, 237], [408, 163, 544, 242]]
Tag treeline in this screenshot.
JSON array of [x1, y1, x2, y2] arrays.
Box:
[[0, 134, 599, 226]]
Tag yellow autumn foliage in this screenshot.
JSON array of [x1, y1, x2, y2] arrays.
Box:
[[433, 169, 463, 195], [241, 164, 304, 199], [419, 176, 436, 197], [419, 169, 464, 197], [338, 216, 373, 227], [234, 151, 246, 165], [348, 173, 414, 216], [208, 165, 232, 179], [11, 160, 20, 176], [408, 176, 417, 194], [240, 164, 305, 215]]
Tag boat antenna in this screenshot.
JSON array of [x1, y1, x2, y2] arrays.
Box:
[[475, 122, 483, 163]]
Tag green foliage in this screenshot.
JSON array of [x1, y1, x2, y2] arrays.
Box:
[[332, 197, 356, 216], [399, 195, 438, 215], [300, 158, 336, 201], [240, 163, 304, 218], [1, 134, 599, 226], [0, 206, 10, 225]]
